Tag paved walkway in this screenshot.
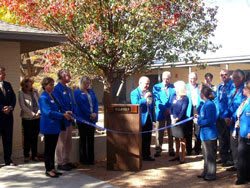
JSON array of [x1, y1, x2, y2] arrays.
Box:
[[0, 161, 115, 188]]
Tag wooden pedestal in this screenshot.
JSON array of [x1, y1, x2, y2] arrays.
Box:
[[107, 104, 142, 171]]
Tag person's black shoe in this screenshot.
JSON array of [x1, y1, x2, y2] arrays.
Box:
[[5, 162, 17, 166], [57, 164, 71, 171], [24, 157, 30, 163], [154, 152, 161, 157], [52, 170, 63, 176], [226, 166, 237, 171], [186, 152, 192, 156], [195, 150, 201, 155], [45, 171, 59, 178], [203, 177, 216, 181], [169, 157, 180, 162], [143, 156, 155, 161], [31, 157, 40, 162], [197, 175, 204, 178], [169, 151, 175, 157], [66, 162, 77, 169], [235, 179, 246, 185], [216, 159, 222, 164], [222, 160, 234, 167]]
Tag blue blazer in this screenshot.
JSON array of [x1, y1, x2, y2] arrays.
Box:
[[74, 89, 99, 123], [52, 82, 76, 127], [198, 100, 218, 141], [238, 98, 250, 138], [39, 91, 64, 134], [130, 87, 155, 126], [214, 79, 233, 119], [228, 83, 246, 130], [153, 82, 175, 121], [186, 83, 201, 117]]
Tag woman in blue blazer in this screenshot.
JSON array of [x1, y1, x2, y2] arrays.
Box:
[[196, 85, 217, 181], [39, 77, 72, 178], [74, 76, 98, 165], [235, 81, 250, 185]]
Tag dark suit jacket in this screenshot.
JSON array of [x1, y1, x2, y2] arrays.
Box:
[[0, 81, 16, 119]]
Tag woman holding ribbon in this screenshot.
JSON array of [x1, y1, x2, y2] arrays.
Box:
[[169, 81, 189, 164], [234, 81, 250, 185], [74, 76, 98, 165], [39, 77, 72, 178]]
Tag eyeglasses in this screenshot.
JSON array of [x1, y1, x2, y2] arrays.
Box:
[[220, 74, 227, 76]]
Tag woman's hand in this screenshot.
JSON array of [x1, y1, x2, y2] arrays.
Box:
[[90, 113, 97, 120], [64, 112, 72, 120], [247, 133, 250, 139]]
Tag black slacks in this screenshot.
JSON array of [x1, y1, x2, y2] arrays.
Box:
[[142, 116, 153, 159], [44, 134, 59, 172], [237, 137, 250, 181], [216, 118, 231, 163], [78, 123, 95, 164], [0, 115, 13, 164], [22, 118, 40, 158], [185, 120, 193, 154]]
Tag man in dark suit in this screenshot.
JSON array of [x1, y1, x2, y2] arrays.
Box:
[[0, 67, 16, 166]]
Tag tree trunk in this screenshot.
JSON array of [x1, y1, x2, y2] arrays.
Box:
[[102, 76, 113, 129]]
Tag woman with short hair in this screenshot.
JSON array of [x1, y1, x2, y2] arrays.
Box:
[[39, 77, 72, 178]]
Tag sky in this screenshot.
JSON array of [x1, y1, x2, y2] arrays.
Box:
[[202, 0, 250, 59]]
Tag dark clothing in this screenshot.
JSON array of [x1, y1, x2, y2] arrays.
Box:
[[202, 140, 217, 180], [217, 118, 231, 163], [0, 116, 13, 164], [171, 96, 189, 138], [44, 134, 59, 172], [230, 133, 239, 168], [185, 120, 193, 154], [78, 123, 95, 164], [237, 137, 250, 182], [142, 115, 153, 159], [0, 81, 16, 165], [22, 118, 40, 158]]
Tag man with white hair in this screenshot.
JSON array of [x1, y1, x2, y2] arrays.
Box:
[[153, 71, 176, 157], [186, 72, 202, 155], [130, 76, 155, 161]]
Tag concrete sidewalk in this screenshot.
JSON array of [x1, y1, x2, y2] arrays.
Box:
[[0, 161, 115, 188]]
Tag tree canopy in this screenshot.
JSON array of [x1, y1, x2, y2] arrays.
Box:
[[2, 0, 218, 104]]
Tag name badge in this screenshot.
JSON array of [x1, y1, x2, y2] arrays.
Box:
[[63, 91, 67, 95], [246, 111, 250, 116], [50, 100, 55, 103]]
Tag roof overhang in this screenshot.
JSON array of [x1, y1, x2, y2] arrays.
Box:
[[151, 55, 250, 69], [0, 31, 68, 53]]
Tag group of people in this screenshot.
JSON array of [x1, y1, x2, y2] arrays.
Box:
[[0, 67, 98, 178], [1, 65, 250, 184], [130, 69, 250, 185]]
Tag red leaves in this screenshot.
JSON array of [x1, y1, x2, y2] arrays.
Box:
[[83, 24, 105, 46]]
